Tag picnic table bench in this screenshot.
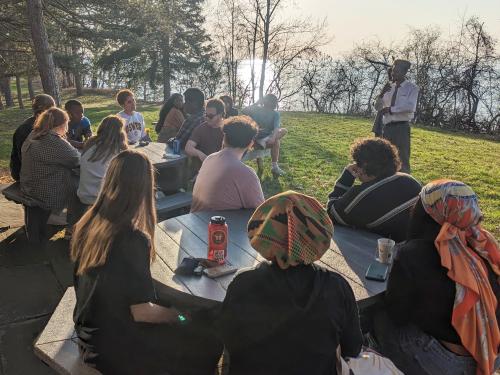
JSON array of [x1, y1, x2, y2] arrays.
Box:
[[35, 209, 386, 374]]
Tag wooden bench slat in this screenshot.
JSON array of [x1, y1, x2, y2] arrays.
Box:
[[36, 288, 76, 346], [155, 192, 192, 215], [35, 339, 100, 375]]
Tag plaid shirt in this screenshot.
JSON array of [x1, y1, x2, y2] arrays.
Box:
[[20, 131, 80, 210], [175, 110, 205, 149]]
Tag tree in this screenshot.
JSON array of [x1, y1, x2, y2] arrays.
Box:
[[26, 0, 60, 105], [0, 77, 14, 106], [15, 75, 24, 109]]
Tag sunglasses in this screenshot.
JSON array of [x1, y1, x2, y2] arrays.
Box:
[[205, 113, 219, 119]]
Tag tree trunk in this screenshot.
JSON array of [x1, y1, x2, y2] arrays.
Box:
[[0, 77, 14, 106], [15, 75, 24, 109], [161, 37, 171, 101], [0, 94, 4, 110], [61, 69, 69, 88], [249, 11, 259, 104], [26, 0, 61, 105], [72, 45, 83, 96], [65, 70, 73, 87], [258, 0, 271, 100], [75, 72, 83, 95], [27, 75, 35, 100]]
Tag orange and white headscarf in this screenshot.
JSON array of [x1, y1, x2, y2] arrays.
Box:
[[420, 179, 500, 375]]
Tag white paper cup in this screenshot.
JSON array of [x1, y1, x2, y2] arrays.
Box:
[[377, 238, 395, 264]]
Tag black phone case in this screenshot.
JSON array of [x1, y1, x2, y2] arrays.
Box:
[[365, 262, 389, 282], [174, 258, 199, 275]]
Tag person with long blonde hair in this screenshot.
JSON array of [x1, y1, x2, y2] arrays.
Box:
[[75, 115, 128, 221], [71, 150, 222, 375], [20, 107, 80, 243]]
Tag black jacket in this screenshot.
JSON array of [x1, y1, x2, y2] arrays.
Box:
[[10, 116, 36, 181]]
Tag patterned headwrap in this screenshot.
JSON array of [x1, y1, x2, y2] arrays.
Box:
[[420, 179, 500, 375], [247, 191, 334, 269]]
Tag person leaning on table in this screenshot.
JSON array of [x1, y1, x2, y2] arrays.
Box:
[[327, 137, 421, 242], [371, 180, 500, 375], [216, 191, 363, 375], [71, 150, 222, 375]]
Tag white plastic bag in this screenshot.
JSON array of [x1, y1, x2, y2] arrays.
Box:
[[337, 347, 404, 375]]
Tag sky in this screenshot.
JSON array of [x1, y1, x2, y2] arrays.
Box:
[[282, 0, 500, 55]]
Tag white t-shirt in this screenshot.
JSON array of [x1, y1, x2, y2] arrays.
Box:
[[118, 111, 146, 144], [77, 145, 114, 205]]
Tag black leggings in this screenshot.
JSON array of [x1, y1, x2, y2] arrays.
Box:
[[24, 205, 51, 244], [82, 283, 223, 375]]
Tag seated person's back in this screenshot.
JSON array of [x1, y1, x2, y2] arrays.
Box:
[[78, 116, 128, 205], [20, 107, 80, 210], [327, 138, 421, 242], [217, 192, 362, 375], [191, 116, 264, 212]]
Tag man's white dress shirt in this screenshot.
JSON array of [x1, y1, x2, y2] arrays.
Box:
[[375, 80, 419, 125]]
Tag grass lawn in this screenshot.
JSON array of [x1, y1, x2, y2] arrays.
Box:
[[1, 90, 499, 236]]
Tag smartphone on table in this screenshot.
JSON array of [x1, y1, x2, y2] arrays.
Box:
[[203, 264, 238, 279], [365, 261, 389, 282]]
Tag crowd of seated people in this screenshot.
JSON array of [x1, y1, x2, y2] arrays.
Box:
[[8, 87, 499, 375]]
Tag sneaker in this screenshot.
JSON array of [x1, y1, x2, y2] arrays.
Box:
[[271, 165, 286, 177]]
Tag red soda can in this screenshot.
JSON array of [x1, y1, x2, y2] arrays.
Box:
[[208, 216, 228, 264]]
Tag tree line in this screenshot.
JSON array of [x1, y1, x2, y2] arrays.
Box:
[[0, 0, 498, 134]]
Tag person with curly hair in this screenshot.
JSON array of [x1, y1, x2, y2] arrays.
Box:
[[326, 137, 421, 242]]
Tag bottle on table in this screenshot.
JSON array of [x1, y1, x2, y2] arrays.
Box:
[[208, 216, 228, 264]]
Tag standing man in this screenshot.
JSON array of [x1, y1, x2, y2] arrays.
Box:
[[175, 88, 205, 149], [185, 98, 225, 171], [242, 94, 288, 177], [372, 68, 393, 137], [375, 60, 418, 173]]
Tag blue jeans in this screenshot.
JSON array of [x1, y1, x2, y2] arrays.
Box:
[[372, 312, 476, 375]]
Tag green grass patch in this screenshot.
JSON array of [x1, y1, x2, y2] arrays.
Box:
[[1, 90, 499, 236]]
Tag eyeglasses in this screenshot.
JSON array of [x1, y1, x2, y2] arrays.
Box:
[[205, 113, 219, 119]]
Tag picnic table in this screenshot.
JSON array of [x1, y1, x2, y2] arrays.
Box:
[[153, 209, 387, 305], [33, 209, 387, 374], [133, 142, 188, 194]]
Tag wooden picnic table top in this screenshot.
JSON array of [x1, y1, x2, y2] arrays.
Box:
[[152, 209, 387, 303], [132, 141, 187, 168]]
